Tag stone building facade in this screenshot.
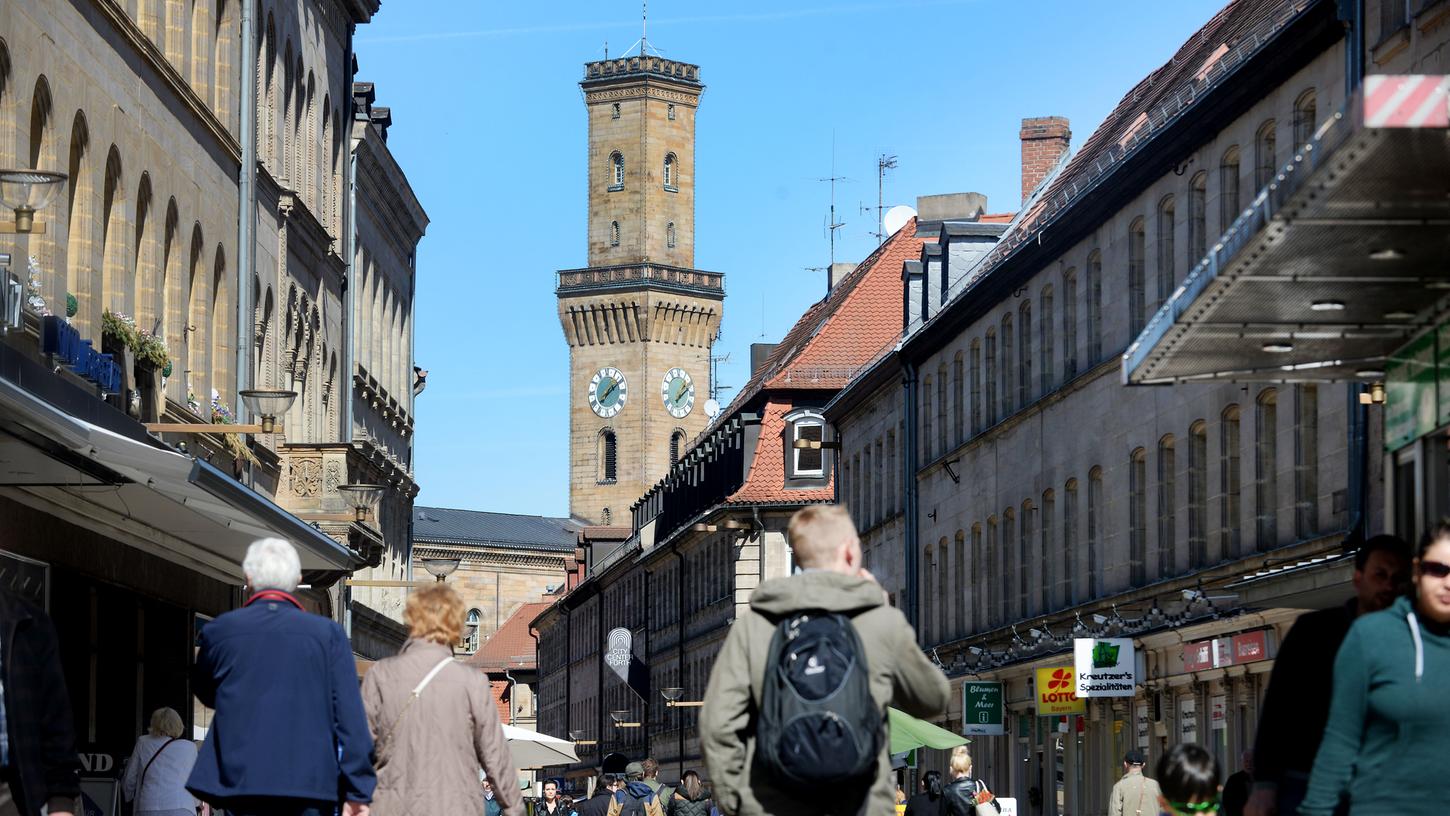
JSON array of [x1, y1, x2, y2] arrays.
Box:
[[558, 56, 724, 526]]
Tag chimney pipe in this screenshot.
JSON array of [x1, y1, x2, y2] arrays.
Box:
[[1019, 116, 1071, 204]]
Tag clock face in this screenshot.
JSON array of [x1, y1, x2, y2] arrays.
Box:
[[588, 367, 628, 418], [660, 367, 696, 418]]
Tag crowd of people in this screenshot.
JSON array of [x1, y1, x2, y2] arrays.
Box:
[[2, 506, 1447, 816]]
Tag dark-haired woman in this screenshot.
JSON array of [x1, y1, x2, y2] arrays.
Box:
[[667, 770, 713, 816], [904, 770, 947, 816], [1155, 744, 1219, 816], [1299, 522, 1450, 815]]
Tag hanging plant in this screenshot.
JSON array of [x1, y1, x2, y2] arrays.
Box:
[[65, 293, 78, 318], [101, 310, 171, 370], [209, 395, 260, 466]]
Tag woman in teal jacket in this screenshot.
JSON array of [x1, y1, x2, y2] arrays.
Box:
[[1300, 522, 1450, 815]]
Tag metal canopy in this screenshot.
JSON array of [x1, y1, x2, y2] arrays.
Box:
[[1124, 77, 1450, 385]]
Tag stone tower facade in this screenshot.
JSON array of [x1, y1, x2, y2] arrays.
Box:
[[558, 55, 724, 525]]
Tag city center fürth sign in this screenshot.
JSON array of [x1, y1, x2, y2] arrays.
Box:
[[962, 681, 1004, 735], [1073, 637, 1138, 697]]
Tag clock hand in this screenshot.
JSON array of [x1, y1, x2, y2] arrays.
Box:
[[672, 383, 686, 403], [601, 380, 618, 401]]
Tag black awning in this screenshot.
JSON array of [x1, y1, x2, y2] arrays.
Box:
[[1124, 76, 1450, 385]]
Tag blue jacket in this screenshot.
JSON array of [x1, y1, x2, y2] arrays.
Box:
[[186, 596, 376, 804]]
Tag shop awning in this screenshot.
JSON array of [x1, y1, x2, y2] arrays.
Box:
[[887, 707, 968, 755], [0, 375, 359, 580], [1124, 75, 1450, 385]]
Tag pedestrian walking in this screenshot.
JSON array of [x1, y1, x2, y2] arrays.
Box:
[[539, 780, 566, 816], [665, 771, 711, 816], [700, 505, 950, 816], [1108, 751, 1162, 816], [573, 774, 619, 816], [1299, 522, 1450, 816], [121, 707, 197, 816], [942, 749, 999, 816], [0, 587, 80, 816], [1155, 744, 1220, 816], [1219, 750, 1252, 816], [1245, 535, 1410, 816], [639, 759, 673, 806], [903, 771, 947, 816], [362, 583, 522, 816], [609, 764, 660, 816], [186, 538, 374, 816]]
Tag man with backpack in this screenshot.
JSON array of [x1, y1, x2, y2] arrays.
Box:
[[700, 505, 950, 816], [606, 764, 664, 816]]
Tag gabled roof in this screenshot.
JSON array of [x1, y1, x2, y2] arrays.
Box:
[[726, 398, 835, 505], [412, 506, 579, 551], [466, 600, 552, 671]]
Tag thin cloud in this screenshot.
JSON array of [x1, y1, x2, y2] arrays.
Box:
[[356, 0, 977, 45]]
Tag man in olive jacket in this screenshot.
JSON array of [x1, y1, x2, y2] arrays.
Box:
[[701, 505, 950, 816]]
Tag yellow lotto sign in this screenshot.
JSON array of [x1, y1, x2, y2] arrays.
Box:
[[1035, 666, 1086, 716]]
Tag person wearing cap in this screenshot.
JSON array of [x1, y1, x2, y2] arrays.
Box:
[[1108, 751, 1162, 816], [610, 763, 654, 816]]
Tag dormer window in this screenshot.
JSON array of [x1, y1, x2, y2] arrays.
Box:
[[786, 409, 827, 480]]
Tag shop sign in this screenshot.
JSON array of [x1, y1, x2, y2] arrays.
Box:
[[41, 315, 122, 394], [1231, 630, 1271, 664], [1179, 697, 1198, 744], [1210, 695, 1227, 730], [1439, 323, 1450, 427], [1182, 639, 1217, 671], [1135, 702, 1150, 750], [1386, 330, 1437, 450], [1073, 637, 1136, 697], [962, 681, 1005, 735], [1034, 667, 1085, 716]]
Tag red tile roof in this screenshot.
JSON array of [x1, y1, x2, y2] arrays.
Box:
[[466, 600, 551, 671]]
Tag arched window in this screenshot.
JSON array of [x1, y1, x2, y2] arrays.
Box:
[[464, 609, 481, 653], [1000, 313, 1014, 416], [984, 518, 998, 626], [1001, 508, 1015, 623], [1256, 389, 1278, 550], [1085, 251, 1102, 364], [1087, 468, 1103, 598], [666, 221, 676, 249], [1018, 300, 1032, 405], [667, 103, 676, 121], [611, 102, 621, 119], [1221, 404, 1242, 559], [669, 429, 686, 465], [1158, 434, 1176, 576], [609, 151, 624, 189], [601, 507, 612, 525], [1041, 490, 1056, 613], [936, 362, 947, 454], [1019, 500, 1034, 617], [1039, 285, 1054, 392], [953, 530, 966, 636], [970, 523, 984, 629], [984, 330, 997, 426], [1189, 171, 1208, 261], [598, 428, 617, 483], [952, 351, 964, 444], [921, 375, 934, 461], [1188, 420, 1208, 567], [1063, 479, 1079, 606], [663, 153, 677, 190], [1293, 89, 1317, 148], [1130, 449, 1147, 585], [1157, 196, 1176, 305], [1220, 146, 1241, 230], [1128, 218, 1146, 335], [609, 220, 620, 247], [1255, 121, 1277, 189], [1062, 268, 1078, 378], [1295, 384, 1319, 538], [969, 339, 982, 433]]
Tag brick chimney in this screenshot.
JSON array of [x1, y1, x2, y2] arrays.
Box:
[[1019, 116, 1071, 203]]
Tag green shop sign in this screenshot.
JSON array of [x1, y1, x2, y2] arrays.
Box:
[[962, 681, 1004, 736], [1385, 329, 1440, 450]]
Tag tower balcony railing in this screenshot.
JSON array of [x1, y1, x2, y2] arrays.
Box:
[[556, 262, 724, 295]]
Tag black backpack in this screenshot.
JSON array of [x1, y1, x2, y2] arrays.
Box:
[[753, 610, 880, 798]]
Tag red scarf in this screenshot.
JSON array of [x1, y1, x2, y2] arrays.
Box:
[[244, 589, 304, 610]]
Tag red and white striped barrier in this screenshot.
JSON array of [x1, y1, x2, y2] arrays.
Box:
[[1363, 75, 1450, 128]]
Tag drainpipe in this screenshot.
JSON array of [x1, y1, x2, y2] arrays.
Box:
[[1344, 0, 1368, 546], [236, 0, 257, 422], [1344, 0, 1365, 95], [504, 666, 518, 726], [343, 70, 358, 445], [902, 360, 920, 629]]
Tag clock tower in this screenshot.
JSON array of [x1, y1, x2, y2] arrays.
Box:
[[557, 54, 724, 525]]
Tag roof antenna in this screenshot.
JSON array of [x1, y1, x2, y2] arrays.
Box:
[[642, 0, 647, 54], [817, 132, 849, 294]]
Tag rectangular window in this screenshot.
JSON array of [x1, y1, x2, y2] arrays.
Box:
[[1256, 391, 1278, 551], [922, 379, 934, 462], [862, 448, 873, 526], [1295, 385, 1318, 539], [1158, 438, 1176, 576], [851, 453, 862, 519], [886, 431, 897, 514], [1221, 407, 1242, 559], [794, 421, 824, 475], [937, 367, 948, 455], [875, 439, 885, 523]]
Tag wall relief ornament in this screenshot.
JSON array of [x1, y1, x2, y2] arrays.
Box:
[[289, 457, 322, 497]]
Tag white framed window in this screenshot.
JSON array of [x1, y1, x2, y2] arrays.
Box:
[[667, 103, 676, 121], [610, 221, 620, 247], [667, 221, 676, 248], [609, 151, 624, 190], [464, 608, 481, 653], [788, 410, 825, 477], [663, 153, 677, 191]]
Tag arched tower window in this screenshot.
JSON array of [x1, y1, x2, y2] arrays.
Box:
[[667, 221, 676, 249], [670, 429, 686, 465], [611, 102, 620, 119], [663, 153, 677, 190], [464, 609, 481, 652], [598, 428, 617, 483], [609, 151, 624, 190], [609, 221, 620, 247]]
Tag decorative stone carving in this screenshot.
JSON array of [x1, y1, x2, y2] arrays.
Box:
[[324, 459, 343, 493], [289, 457, 323, 497]]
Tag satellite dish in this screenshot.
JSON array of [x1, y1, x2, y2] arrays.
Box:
[[704, 398, 721, 419], [883, 205, 916, 236]]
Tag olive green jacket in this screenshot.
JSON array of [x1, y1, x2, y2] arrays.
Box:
[[700, 572, 950, 816]]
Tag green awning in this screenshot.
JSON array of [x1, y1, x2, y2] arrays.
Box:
[[888, 707, 969, 755]]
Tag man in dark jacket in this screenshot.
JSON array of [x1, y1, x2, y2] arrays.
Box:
[[573, 774, 620, 816], [0, 589, 80, 816], [1245, 534, 1410, 816], [186, 538, 375, 816]]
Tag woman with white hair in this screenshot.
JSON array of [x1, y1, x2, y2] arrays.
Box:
[[121, 707, 197, 816]]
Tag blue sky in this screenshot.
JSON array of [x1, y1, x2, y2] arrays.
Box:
[[355, 0, 1225, 518]]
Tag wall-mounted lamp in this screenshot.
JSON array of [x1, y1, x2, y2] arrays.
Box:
[[661, 687, 704, 708], [147, 388, 297, 434], [792, 438, 840, 450], [0, 170, 67, 234], [609, 709, 641, 728], [1359, 381, 1386, 405], [421, 558, 461, 582], [568, 730, 597, 746]]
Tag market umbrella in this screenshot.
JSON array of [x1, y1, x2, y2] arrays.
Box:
[[887, 707, 969, 755], [500, 724, 580, 768]]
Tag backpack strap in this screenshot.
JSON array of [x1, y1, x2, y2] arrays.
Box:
[[137, 737, 182, 794]]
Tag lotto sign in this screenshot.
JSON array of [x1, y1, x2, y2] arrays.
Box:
[[962, 681, 1005, 735], [1035, 667, 1085, 716], [1073, 638, 1137, 697]]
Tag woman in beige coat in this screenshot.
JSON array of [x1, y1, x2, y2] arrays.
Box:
[[361, 584, 522, 816]]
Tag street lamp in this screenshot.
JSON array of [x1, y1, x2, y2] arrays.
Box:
[[660, 687, 703, 708], [0, 170, 67, 234], [568, 730, 597, 746], [146, 388, 297, 434], [610, 709, 641, 728], [336, 483, 385, 523], [421, 558, 461, 582]]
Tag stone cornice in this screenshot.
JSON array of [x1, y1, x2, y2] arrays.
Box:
[[412, 544, 570, 569], [353, 123, 429, 241], [279, 190, 344, 284], [583, 85, 702, 107]]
